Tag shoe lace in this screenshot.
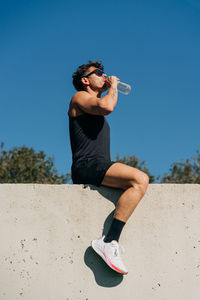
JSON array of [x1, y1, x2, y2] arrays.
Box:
[[110, 241, 125, 257]]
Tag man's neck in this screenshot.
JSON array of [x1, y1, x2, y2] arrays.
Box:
[[86, 87, 102, 98]]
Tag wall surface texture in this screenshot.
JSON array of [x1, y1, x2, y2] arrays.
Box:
[[0, 184, 200, 300]]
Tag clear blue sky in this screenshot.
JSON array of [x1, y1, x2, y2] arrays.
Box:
[[1, 0, 200, 181]]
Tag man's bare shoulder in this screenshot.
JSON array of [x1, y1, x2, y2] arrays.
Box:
[[69, 91, 95, 117], [69, 91, 107, 116], [72, 91, 91, 103]]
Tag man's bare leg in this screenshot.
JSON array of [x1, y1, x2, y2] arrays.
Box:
[[91, 163, 149, 274], [101, 162, 149, 222]]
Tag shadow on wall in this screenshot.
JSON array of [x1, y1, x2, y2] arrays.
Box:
[[83, 184, 125, 287], [86, 184, 124, 235], [84, 246, 123, 287]]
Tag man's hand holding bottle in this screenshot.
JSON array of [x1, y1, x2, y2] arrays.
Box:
[[104, 76, 131, 95]]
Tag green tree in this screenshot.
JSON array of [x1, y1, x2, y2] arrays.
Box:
[[0, 142, 70, 184], [115, 154, 155, 183], [160, 151, 200, 183]]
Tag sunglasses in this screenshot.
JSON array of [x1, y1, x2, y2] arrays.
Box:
[[82, 69, 104, 78]]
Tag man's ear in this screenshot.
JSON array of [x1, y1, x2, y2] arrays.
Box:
[[81, 77, 89, 86]]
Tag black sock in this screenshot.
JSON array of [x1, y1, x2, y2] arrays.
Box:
[[104, 218, 126, 243]]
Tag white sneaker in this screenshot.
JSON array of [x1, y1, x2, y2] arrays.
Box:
[[91, 236, 128, 275]]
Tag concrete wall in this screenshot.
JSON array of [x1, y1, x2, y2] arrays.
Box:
[[0, 184, 200, 300]]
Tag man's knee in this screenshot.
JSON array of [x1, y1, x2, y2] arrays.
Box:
[[129, 171, 149, 195], [141, 172, 149, 187]]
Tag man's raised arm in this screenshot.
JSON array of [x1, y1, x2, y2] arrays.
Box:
[[72, 76, 119, 116]]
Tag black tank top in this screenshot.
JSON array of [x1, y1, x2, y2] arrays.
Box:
[[69, 113, 111, 166]]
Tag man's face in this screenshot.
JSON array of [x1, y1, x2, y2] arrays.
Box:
[[82, 67, 107, 92]]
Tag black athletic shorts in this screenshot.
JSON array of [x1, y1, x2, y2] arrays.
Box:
[[71, 158, 116, 187]]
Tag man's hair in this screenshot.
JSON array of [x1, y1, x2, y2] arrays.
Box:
[[72, 60, 104, 91]]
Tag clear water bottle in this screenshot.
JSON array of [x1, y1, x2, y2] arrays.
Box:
[[117, 81, 131, 95]]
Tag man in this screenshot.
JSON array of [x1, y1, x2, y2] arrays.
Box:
[[68, 61, 149, 275]]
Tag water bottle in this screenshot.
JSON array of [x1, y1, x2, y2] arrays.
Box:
[[117, 81, 131, 95]]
